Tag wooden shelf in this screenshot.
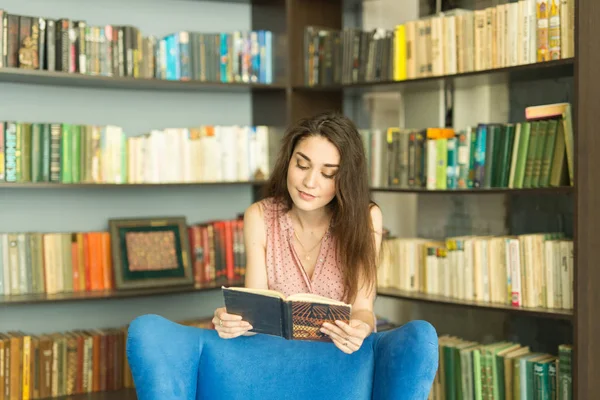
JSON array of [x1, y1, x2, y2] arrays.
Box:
[[370, 186, 574, 194], [295, 58, 574, 91], [0, 182, 573, 194], [0, 279, 244, 306], [0, 68, 286, 92], [376, 287, 573, 321], [0, 181, 266, 189], [51, 389, 137, 399]]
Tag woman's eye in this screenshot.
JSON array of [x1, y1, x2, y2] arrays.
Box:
[[322, 173, 335, 179], [296, 163, 308, 170]]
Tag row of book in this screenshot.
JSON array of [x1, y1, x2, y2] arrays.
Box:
[[304, 0, 575, 85], [0, 9, 277, 84], [0, 218, 244, 296], [378, 232, 574, 310], [361, 102, 574, 190], [0, 318, 213, 400], [0, 122, 279, 185], [429, 336, 572, 400], [190, 219, 246, 286]]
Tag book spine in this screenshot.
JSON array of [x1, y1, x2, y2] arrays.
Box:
[[37, 18, 46, 71], [0, 122, 4, 181], [281, 301, 293, 340], [6, 14, 18, 68], [0, 10, 3, 69], [45, 19, 55, 71]]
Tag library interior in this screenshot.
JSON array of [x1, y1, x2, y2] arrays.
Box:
[[0, 0, 594, 399]]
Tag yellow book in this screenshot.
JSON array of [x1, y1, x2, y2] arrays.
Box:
[[22, 335, 31, 400], [537, 0, 550, 61], [548, 0, 561, 59], [394, 25, 407, 81]]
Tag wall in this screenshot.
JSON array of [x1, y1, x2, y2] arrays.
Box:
[[0, 0, 254, 333]]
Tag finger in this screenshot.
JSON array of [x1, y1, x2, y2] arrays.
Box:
[[212, 316, 250, 334], [214, 317, 251, 331], [331, 337, 354, 354], [321, 323, 360, 347], [222, 322, 253, 333], [221, 319, 251, 329], [219, 325, 253, 335], [219, 329, 248, 339], [218, 311, 243, 321], [320, 325, 359, 348], [334, 335, 361, 353], [334, 320, 364, 338]]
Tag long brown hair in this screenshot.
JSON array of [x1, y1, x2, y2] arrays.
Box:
[[262, 111, 378, 304]]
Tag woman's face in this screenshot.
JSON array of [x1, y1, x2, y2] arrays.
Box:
[[286, 135, 340, 213]]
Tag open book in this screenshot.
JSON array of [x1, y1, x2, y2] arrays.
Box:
[[222, 286, 352, 342]]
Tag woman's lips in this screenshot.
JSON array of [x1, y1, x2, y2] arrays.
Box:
[[298, 190, 316, 201]]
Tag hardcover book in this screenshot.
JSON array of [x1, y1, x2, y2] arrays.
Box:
[[222, 286, 352, 342]]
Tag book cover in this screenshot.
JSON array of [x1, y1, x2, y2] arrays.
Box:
[[222, 287, 352, 342]]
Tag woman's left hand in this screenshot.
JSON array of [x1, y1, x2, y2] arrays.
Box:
[[320, 319, 372, 354]]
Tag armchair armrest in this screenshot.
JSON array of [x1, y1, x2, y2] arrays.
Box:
[[371, 320, 439, 400], [127, 314, 204, 400]]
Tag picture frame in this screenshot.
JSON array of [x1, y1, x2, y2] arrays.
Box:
[[108, 216, 194, 290]]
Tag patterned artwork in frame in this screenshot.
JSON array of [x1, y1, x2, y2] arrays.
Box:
[[108, 216, 194, 290]]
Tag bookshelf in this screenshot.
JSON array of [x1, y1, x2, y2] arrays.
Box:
[[296, 58, 575, 91], [370, 186, 574, 195], [0, 0, 596, 399], [0, 56, 572, 93], [0, 68, 287, 92], [281, 1, 588, 400], [376, 287, 573, 321], [0, 181, 266, 189], [37, 389, 137, 400], [0, 279, 244, 306]]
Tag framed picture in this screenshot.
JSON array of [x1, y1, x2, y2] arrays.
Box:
[[109, 216, 194, 290]]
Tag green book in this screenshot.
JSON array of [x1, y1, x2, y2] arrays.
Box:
[[41, 123, 51, 182], [558, 344, 572, 400], [493, 343, 521, 400], [460, 344, 480, 400], [31, 123, 42, 182], [531, 119, 548, 187], [71, 125, 81, 184], [499, 124, 516, 188], [524, 354, 552, 400], [534, 357, 556, 400], [549, 119, 568, 187], [61, 123, 73, 183], [467, 127, 477, 188], [511, 122, 530, 188], [473, 348, 482, 400], [443, 344, 457, 400], [522, 121, 540, 188], [539, 119, 559, 187], [436, 138, 447, 190]]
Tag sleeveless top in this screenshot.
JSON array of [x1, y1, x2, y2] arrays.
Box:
[[260, 197, 346, 302]]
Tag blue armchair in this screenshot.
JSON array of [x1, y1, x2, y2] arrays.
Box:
[[126, 314, 439, 400]]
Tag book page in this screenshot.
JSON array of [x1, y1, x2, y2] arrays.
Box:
[[286, 292, 350, 307], [221, 286, 286, 300]]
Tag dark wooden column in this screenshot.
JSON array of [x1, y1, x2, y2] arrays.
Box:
[[575, 0, 600, 397], [285, 0, 343, 123], [251, 0, 289, 127]]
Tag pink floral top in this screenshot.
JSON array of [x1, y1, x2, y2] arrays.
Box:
[[260, 197, 346, 302]]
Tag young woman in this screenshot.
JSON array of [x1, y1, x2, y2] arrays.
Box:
[[212, 111, 383, 354]]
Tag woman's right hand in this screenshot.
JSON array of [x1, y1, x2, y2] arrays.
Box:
[[212, 307, 253, 339]]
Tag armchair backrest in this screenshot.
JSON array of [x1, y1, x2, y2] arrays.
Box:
[[126, 314, 438, 400]]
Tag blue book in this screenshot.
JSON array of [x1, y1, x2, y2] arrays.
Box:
[[446, 137, 458, 189], [473, 124, 488, 188]]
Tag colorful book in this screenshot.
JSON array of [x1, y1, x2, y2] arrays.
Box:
[[222, 286, 351, 342]]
